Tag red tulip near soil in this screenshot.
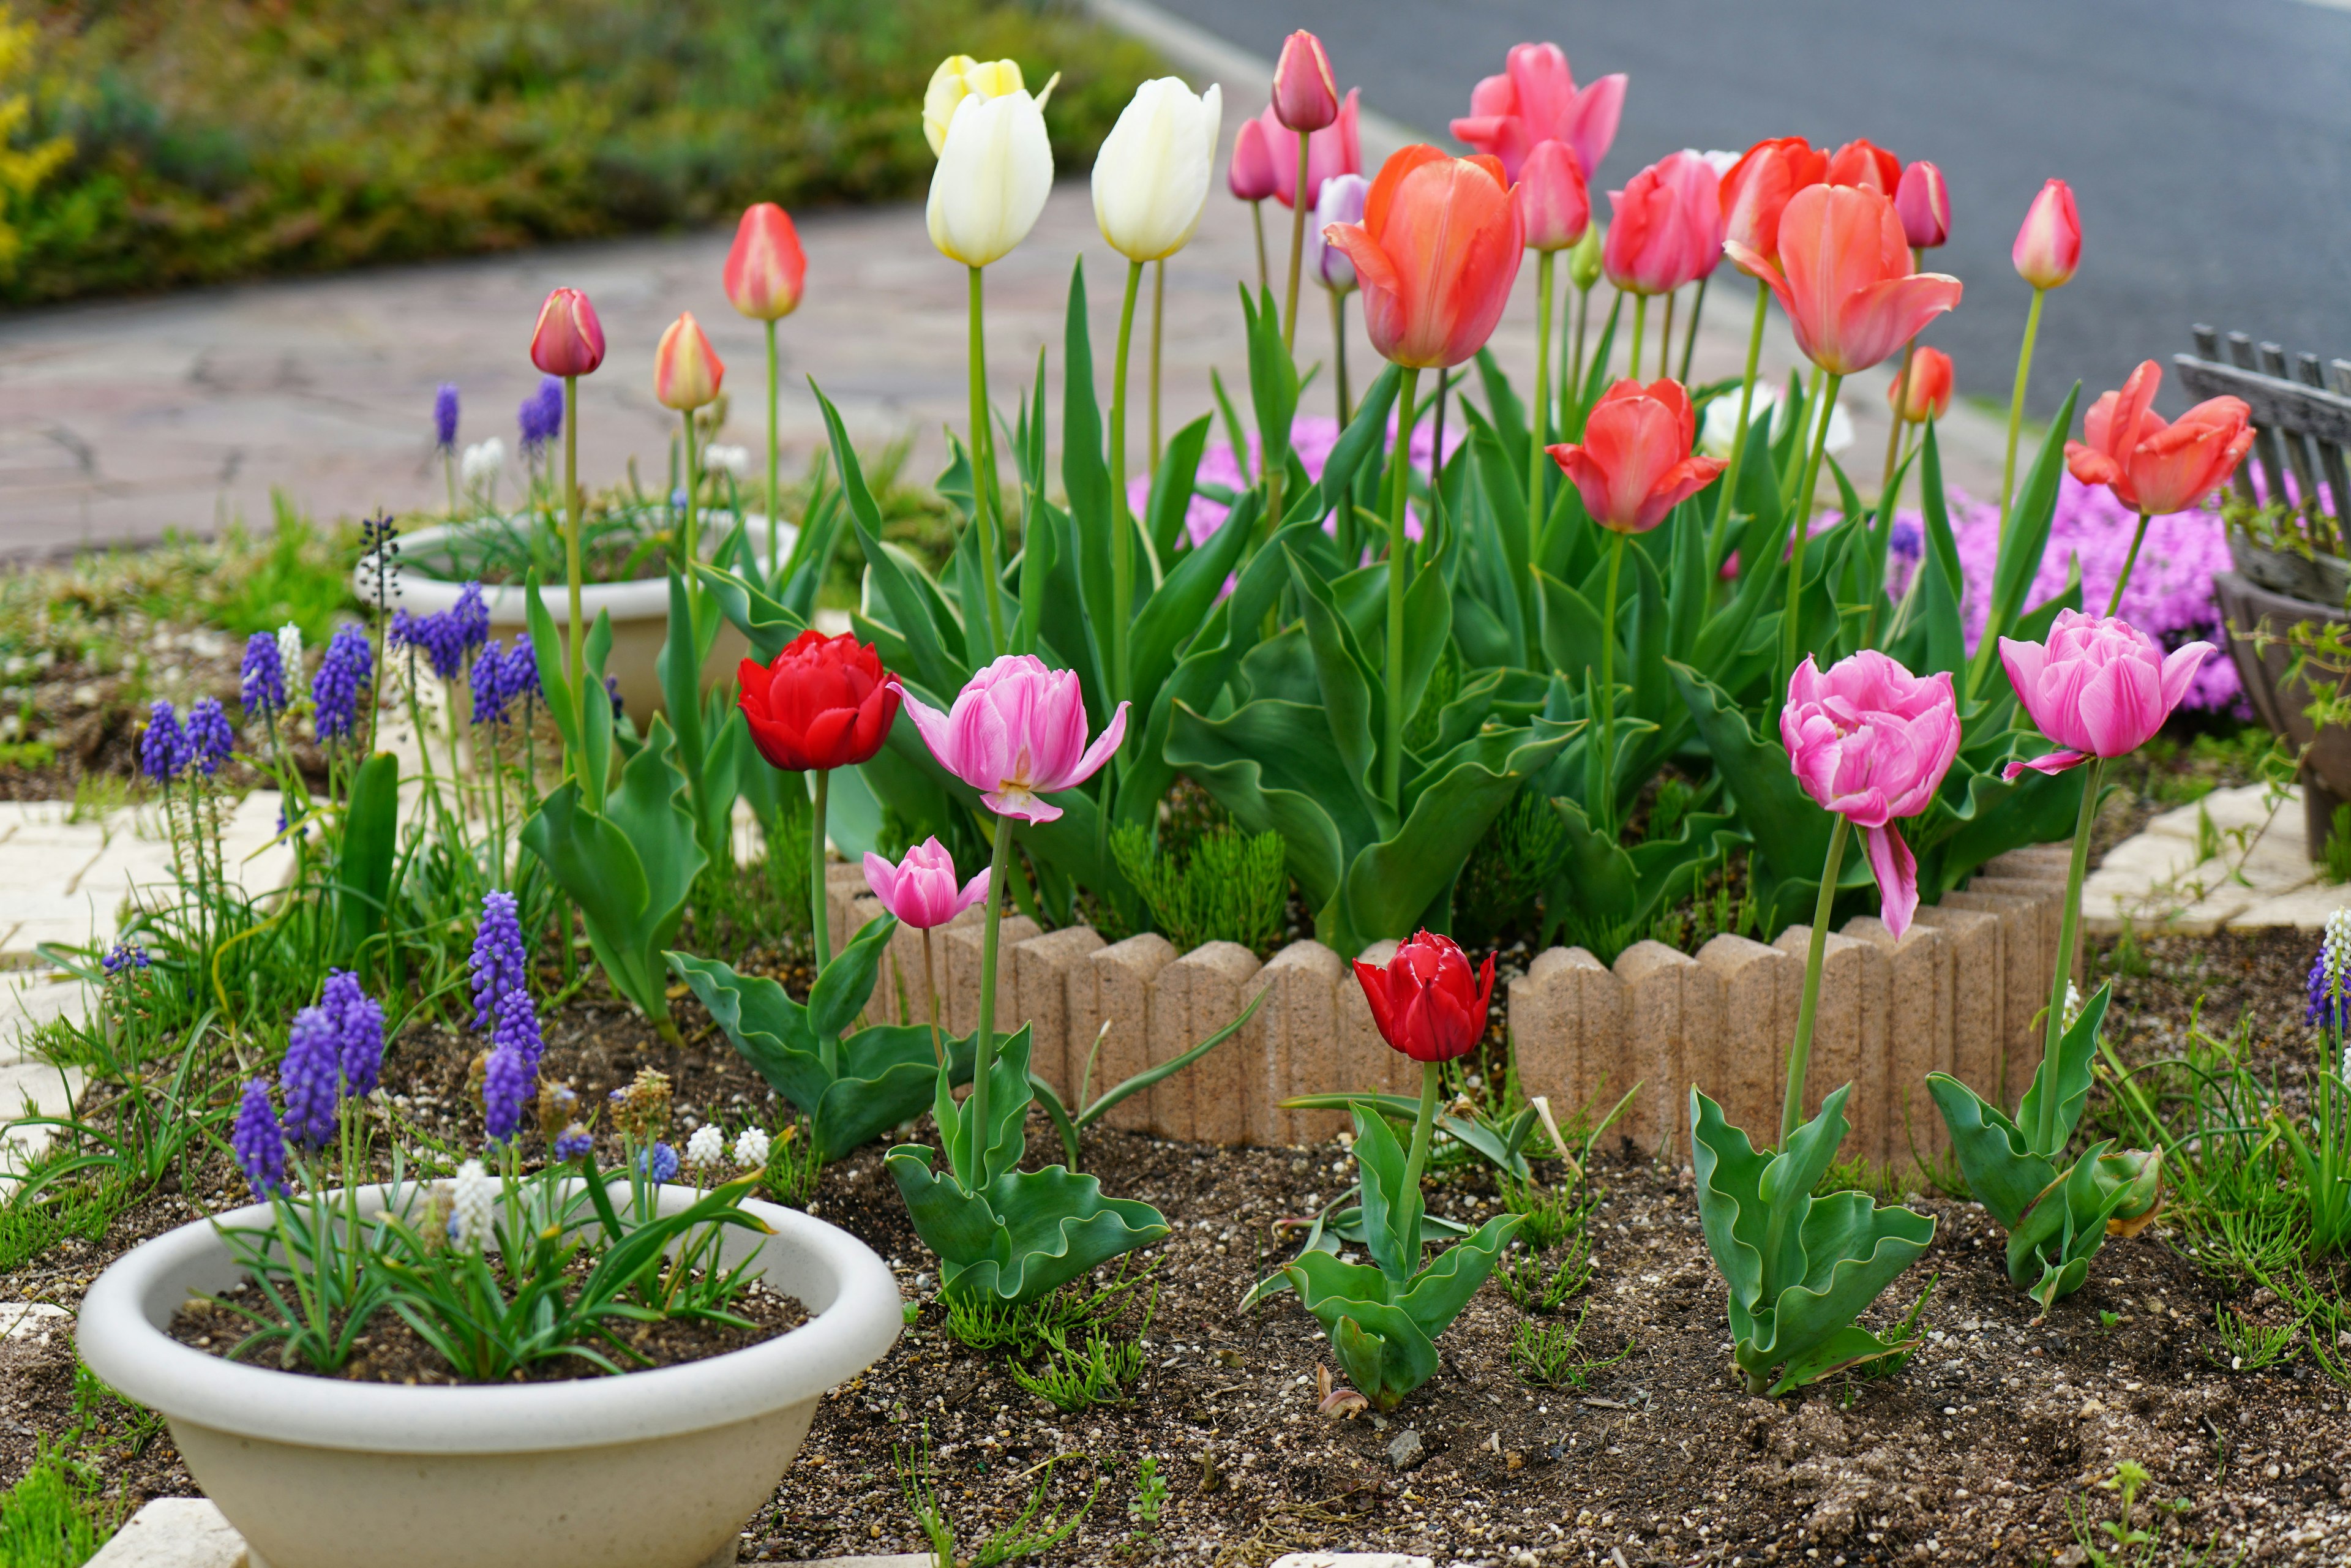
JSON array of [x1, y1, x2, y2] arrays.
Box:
[[1353, 930, 1495, 1063]]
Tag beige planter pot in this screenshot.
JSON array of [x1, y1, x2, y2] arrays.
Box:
[[78, 1184, 899, 1568], [357, 521, 793, 725]]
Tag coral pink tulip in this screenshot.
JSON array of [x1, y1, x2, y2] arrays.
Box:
[[863, 838, 989, 931], [529, 287, 606, 377], [1602, 151, 1723, 296], [1449, 41, 1627, 184], [1727, 183, 1962, 376], [1544, 378, 1725, 534], [1895, 160, 1949, 250], [1259, 93, 1361, 211], [2064, 359, 2254, 516], [1515, 139, 1590, 252], [1354, 930, 1494, 1064], [2000, 609, 2213, 778], [653, 311, 724, 411], [1719, 136, 1828, 268], [1888, 345, 1954, 423], [1228, 115, 1278, 201], [1780, 650, 1960, 938], [1825, 138, 1901, 196], [1324, 144, 1523, 370], [2012, 179, 2081, 290], [893, 655, 1129, 825], [1272, 30, 1340, 132], [723, 203, 807, 322]]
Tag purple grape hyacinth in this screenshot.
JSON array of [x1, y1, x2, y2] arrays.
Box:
[[233, 1078, 288, 1199], [503, 638, 541, 710], [139, 702, 187, 782], [552, 1124, 594, 1161], [493, 985, 544, 1073], [323, 969, 384, 1098], [185, 697, 234, 777], [451, 582, 490, 661], [313, 624, 372, 742], [240, 631, 287, 716], [639, 1141, 680, 1184], [469, 891, 528, 1032], [280, 1004, 344, 1148], [482, 1041, 534, 1144], [517, 376, 564, 454], [434, 383, 460, 451], [101, 940, 148, 975], [470, 640, 509, 726]]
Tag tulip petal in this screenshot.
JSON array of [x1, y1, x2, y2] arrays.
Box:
[[1057, 700, 1131, 793], [2158, 641, 2215, 716], [894, 682, 962, 778], [862, 852, 899, 907], [2002, 749, 2090, 781], [1862, 824, 1920, 939]]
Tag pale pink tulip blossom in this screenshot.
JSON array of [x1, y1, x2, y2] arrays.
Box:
[[1449, 41, 1625, 184], [863, 838, 989, 929], [2000, 610, 2212, 779], [893, 656, 1130, 824]]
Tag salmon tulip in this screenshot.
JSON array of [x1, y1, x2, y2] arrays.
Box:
[[1888, 345, 1954, 423], [653, 311, 724, 411], [1895, 160, 1949, 249], [723, 203, 807, 323], [1727, 183, 1962, 377], [1259, 93, 1361, 211], [1825, 138, 1900, 195], [1272, 30, 1340, 132], [1602, 151, 1723, 296], [1543, 377, 1727, 534], [1719, 136, 1827, 266], [2064, 360, 2254, 516], [2012, 179, 2081, 290], [1449, 41, 1626, 184], [529, 287, 605, 378], [1515, 139, 1590, 252], [1323, 144, 1523, 370]]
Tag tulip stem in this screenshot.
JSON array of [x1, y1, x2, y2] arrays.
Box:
[[965, 817, 1017, 1190], [1999, 287, 2046, 545], [1149, 260, 1166, 472], [1567, 282, 1592, 423], [765, 319, 782, 577], [1598, 530, 1625, 833], [1283, 132, 1310, 351], [1251, 201, 1269, 294], [1707, 285, 1772, 575], [679, 409, 701, 590], [1330, 287, 1353, 429], [1529, 250, 1555, 532], [1109, 258, 1144, 719], [1782, 371, 1844, 699], [1383, 366, 1423, 814], [1629, 294, 1647, 386], [967, 265, 1007, 660], [1783, 813, 1851, 1148], [563, 373, 585, 744], [1659, 290, 1674, 384], [2107, 514, 2150, 617], [1400, 1059, 1442, 1253], [1679, 274, 1708, 383], [2034, 757, 2104, 1147], [923, 929, 943, 1071], [810, 767, 832, 985]]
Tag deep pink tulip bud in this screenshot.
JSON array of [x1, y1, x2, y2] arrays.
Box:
[[1602, 151, 1723, 296], [1272, 31, 1340, 132], [2012, 178, 2080, 289], [1780, 650, 1959, 938], [530, 287, 606, 377], [863, 838, 989, 931], [1894, 160, 1949, 249], [893, 655, 1128, 824], [2001, 610, 2213, 778], [1515, 139, 1590, 252], [1228, 115, 1278, 201]]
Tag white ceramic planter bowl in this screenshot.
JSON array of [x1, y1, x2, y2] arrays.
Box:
[[357, 520, 795, 724], [78, 1184, 898, 1568]]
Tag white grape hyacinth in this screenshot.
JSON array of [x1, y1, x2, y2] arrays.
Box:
[[703, 444, 752, 479], [2061, 978, 2085, 1033], [460, 438, 506, 490], [451, 1159, 495, 1251], [685, 1123, 726, 1169], [733, 1126, 771, 1171], [274, 622, 303, 683]]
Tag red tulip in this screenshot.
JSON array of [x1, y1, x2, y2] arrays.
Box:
[[1272, 30, 1340, 132], [1324, 144, 1523, 370], [1894, 160, 1949, 249], [1719, 135, 1828, 268], [1353, 929, 1494, 1063], [1825, 138, 1900, 196], [1888, 345, 1954, 423], [2064, 359, 2254, 516], [1259, 93, 1362, 211], [1727, 183, 1962, 377], [1602, 151, 1723, 296], [1544, 377, 1727, 533], [1515, 139, 1589, 253], [723, 203, 808, 323], [1228, 115, 1278, 201], [1448, 41, 1627, 184], [2012, 178, 2080, 290], [529, 287, 606, 378], [737, 631, 901, 773]]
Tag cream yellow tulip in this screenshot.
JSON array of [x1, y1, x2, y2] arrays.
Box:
[[1090, 78, 1222, 264], [926, 88, 1054, 268], [923, 56, 1028, 157]]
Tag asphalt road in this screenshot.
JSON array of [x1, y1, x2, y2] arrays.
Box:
[[1148, 0, 2351, 420]]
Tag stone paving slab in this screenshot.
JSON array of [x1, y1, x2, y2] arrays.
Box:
[[2080, 784, 2323, 937]]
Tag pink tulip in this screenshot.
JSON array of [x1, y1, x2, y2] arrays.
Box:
[[1719, 136, 1827, 268], [1228, 116, 1278, 201], [863, 838, 989, 931], [1602, 151, 1723, 296], [1780, 650, 1960, 938], [1325, 145, 1523, 370], [1272, 30, 1341, 132], [1894, 160, 1949, 249], [1727, 182, 1962, 376], [2064, 359, 2254, 517], [723, 203, 808, 322], [1823, 138, 1900, 197], [1515, 139, 1590, 252], [1449, 42, 1626, 184], [529, 287, 606, 378], [2000, 610, 2213, 779], [2012, 178, 2080, 290], [1259, 93, 1362, 211], [893, 655, 1130, 825]]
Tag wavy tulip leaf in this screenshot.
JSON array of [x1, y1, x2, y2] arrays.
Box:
[[1924, 1073, 2051, 1232], [1348, 1103, 1420, 1286], [1394, 1213, 1520, 1343], [888, 1146, 1171, 1307]]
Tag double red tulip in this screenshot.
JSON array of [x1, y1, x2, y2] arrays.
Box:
[[529, 288, 606, 378], [1448, 41, 1626, 185], [1602, 151, 1723, 296], [1323, 144, 1523, 370], [1515, 140, 1589, 252], [1727, 184, 1962, 377], [1354, 930, 1494, 1063], [2064, 360, 2254, 516], [2012, 178, 2081, 290], [1719, 135, 1828, 267], [1895, 160, 1949, 250], [1824, 138, 1900, 195], [723, 203, 808, 323], [1888, 346, 1954, 424], [1544, 378, 1727, 534], [1272, 30, 1340, 132], [737, 631, 901, 773]]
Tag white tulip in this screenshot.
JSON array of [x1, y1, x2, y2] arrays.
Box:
[[926, 89, 1054, 269], [1091, 78, 1221, 264], [923, 56, 1028, 158]]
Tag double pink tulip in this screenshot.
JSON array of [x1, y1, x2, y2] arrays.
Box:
[[1255, 93, 1362, 211], [2012, 179, 2081, 290], [863, 838, 989, 931], [1727, 183, 1962, 377], [2000, 610, 2213, 779], [1449, 41, 1626, 184], [1545, 378, 1725, 534], [1324, 145, 1523, 370], [1781, 651, 1960, 939], [1602, 151, 1723, 296], [2064, 359, 2254, 517], [894, 655, 1129, 825]]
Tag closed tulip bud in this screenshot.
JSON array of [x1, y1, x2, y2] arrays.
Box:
[[1271, 30, 1340, 132], [1261, 94, 1361, 212], [2012, 178, 2080, 290], [923, 56, 1027, 157], [927, 87, 1054, 267], [1515, 138, 1590, 252], [1093, 78, 1223, 263], [528, 287, 605, 377], [1309, 172, 1368, 291], [653, 311, 724, 411], [1567, 220, 1604, 291], [1888, 346, 1954, 424], [723, 203, 807, 322], [1824, 138, 1901, 196], [1602, 151, 1722, 296], [1228, 114, 1277, 201], [1894, 160, 1949, 249]]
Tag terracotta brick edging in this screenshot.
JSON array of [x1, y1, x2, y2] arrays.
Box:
[[817, 850, 2075, 1163]]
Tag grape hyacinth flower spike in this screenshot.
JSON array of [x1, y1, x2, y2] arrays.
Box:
[[139, 702, 186, 783], [321, 969, 384, 1099], [233, 1079, 288, 1199], [2310, 908, 2351, 1049], [185, 697, 234, 777], [470, 891, 528, 1031], [686, 1123, 725, 1170], [312, 623, 372, 743], [280, 1005, 345, 1148], [451, 1159, 495, 1249], [240, 631, 287, 717], [733, 1127, 771, 1170], [552, 1124, 594, 1161]]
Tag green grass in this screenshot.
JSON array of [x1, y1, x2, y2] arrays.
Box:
[[0, 1445, 110, 1568]]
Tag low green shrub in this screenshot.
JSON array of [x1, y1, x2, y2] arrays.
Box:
[[1109, 819, 1287, 957]]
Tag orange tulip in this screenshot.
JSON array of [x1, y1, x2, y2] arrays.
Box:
[[529, 287, 606, 378], [1602, 151, 1723, 296], [2064, 359, 2254, 516], [1324, 144, 1523, 370], [1719, 135, 1827, 267], [2012, 178, 2081, 290], [1515, 139, 1589, 252], [1888, 346, 1954, 423], [1726, 184, 1961, 377], [723, 203, 808, 322], [1543, 378, 1727, 534], [1825, 138, 1900, 195], [653, 311, 724, 411]]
